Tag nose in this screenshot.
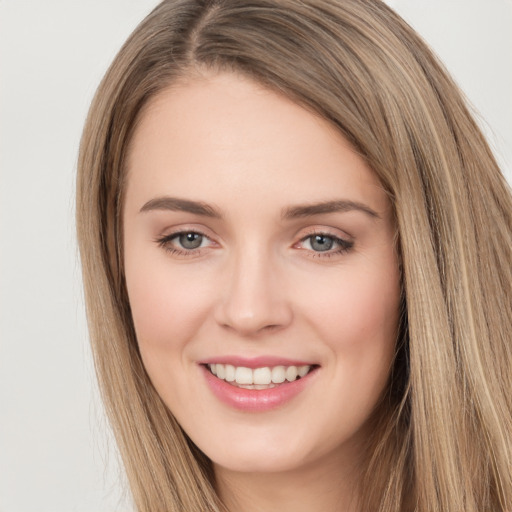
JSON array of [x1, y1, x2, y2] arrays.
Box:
[[214, 246, 293, 337]]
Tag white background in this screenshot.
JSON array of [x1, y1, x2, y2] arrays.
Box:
[[0, 1, 511, 511]]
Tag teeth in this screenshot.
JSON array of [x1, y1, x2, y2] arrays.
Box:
[[237, 383, 277, 390], [254, 367, 272, 385], [298, 365, 309, 378], [224, 364, 236, 382], [207, 363, 312, 386], [216, 364, 226, 379], [235, 366, 253, 384], [285, 366, 298, 381], [271, 366, 286, 384]]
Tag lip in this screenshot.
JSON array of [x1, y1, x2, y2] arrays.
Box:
[[199, 355, 315, 369], [200, 363, 319, 412]]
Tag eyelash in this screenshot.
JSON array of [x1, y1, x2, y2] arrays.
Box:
[[155, 230, 354, 258]]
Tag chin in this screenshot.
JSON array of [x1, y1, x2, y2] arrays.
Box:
[[211, 449, 307, 475], [196, 424, 334, 476]]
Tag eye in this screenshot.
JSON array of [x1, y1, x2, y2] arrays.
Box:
[[307, 234, 336, 252], [298, 232, 353, 256], [176, 232, 204, 250], [155, 230, 214, 255]]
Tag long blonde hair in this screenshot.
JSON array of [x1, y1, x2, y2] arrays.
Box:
[[76, 1, 512, 510]]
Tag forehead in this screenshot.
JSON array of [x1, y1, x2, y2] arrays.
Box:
[[124, 72, 389, 215]]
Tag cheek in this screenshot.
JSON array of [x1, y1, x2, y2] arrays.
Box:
[[124, 249, 214, 360], [298, 254, 401, 399], [318, 268, 400, 430], [124, 260, 219, 411], [303, 263, 400, 347]]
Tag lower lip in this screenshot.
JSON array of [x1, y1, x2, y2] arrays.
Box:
[[201, 365, 317, 412]]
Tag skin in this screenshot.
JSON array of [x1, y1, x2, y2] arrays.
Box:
[[123, 71, 401, 512]]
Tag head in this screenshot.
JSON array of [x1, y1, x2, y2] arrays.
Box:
[[77, 1, 512, 511]]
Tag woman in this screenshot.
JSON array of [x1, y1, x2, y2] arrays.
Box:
[[76, 0, 512, 510]]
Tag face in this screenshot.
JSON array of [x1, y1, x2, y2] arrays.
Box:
[[123, 72, 400, 477]]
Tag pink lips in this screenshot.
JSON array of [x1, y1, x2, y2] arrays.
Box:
[[199, 358, 318, 412]]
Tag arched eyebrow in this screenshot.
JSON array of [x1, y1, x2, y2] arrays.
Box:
[[139, 196, 222, 218], [282, 200, 380, 220]]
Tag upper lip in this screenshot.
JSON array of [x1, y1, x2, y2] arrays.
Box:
[[198, 356, 317, 368]]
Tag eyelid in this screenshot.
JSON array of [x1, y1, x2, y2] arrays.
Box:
[[155, 223, 218, 241], [295, 225, 353, 243]]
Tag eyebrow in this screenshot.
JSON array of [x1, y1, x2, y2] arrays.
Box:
[[282, 200, 380, 220], [140, 196, 222, 218], [139, 196, 380, 220]]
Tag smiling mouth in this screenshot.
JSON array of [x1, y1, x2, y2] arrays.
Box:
[[206, 363, 316, 389]]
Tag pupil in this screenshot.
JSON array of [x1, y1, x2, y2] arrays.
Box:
[[311, 235, 333, 251], [179, 232, 202, 249]]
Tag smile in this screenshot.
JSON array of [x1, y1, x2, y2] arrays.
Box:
[[201, 361, 319, 411], [208, 363, 311, 389]]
